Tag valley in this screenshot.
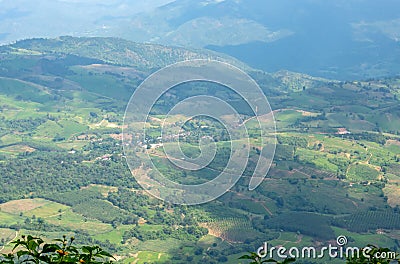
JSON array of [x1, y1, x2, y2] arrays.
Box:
[[0, 37, 399, 263]]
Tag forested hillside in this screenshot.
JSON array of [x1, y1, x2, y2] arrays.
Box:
[[0, 37, 399, 263]]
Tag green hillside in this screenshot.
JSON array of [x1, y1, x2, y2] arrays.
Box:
[[0, 37, 399, 263], [7, 36, 248, 70]]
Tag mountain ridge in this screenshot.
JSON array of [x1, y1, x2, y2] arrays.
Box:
[[6, 36, 250, 71]]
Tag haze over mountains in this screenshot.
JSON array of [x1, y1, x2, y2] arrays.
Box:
[[1, 0, 400, 79], [1, 1, 400, 261]]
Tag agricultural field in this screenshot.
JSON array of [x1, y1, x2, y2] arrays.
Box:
[[0, 37, 400, 263]]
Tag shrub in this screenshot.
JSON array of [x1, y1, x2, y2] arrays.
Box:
[[0, 235, 114, 264]]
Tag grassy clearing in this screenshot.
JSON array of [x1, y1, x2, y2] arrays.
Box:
[[0, 198, 112, 235], [46, 209, 112, 235], [0, 211, 20, 226], [0, 144, 36, 155], [34, 119, 87, 140], [94, 225, 135, 244], [269, 232, 315, 250], [347, 163, 380, 182], [129, 251, 169, 264], [0, 228, 16, 241], [0, 199, 71, 220], [295, 148, 339, 172], [274, 110, 304, 128], [332, 226, 395, 249], [385, 140, 400, 154], [57, 120, 88, 139], [136, 238, 182, 253], [0, 78, 52, 104], [34, 120, 63, 139], [23, 202, 69, 218], [68, 69, 131, 101], [0, 198, 49, 214], [197, 234, 221, 247], [0, 134, 23, 146], [383, 174, 400, 206], [0, 95, 41, 119]]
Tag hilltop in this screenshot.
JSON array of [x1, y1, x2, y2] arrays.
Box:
[[2, 0, 400, 79], [4, 36, 248, 70]]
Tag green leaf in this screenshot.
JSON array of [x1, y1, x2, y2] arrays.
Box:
[[27, 240, 38, 251], [26, 235, 35, 241], [11, 241, 21, 252], [81, 246, 92, 254], [98, 250, 114, 258], [239, 255, 255, 259], [42, 244, 61, 253], [66, 246, 79, 254], [16, 251, 30, 259]]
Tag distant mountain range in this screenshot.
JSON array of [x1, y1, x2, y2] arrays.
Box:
[[1, 0, 400, 80]]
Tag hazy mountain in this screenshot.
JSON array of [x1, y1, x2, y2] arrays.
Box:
[[1, 0, 400, 79], [0, 0, 173, 43], [127, 0, 400, 80]]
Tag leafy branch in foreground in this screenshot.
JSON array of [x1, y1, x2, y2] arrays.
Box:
[[0, 235, 114, 264]]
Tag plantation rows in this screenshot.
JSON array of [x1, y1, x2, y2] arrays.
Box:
[[297, 166, 336, 179], [202, 217, 261, 242], [334, 209, 400, 232], [265, 212, 335, 240]]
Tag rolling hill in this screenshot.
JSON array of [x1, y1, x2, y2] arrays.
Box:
[[1, 0, 400, 80], [0, 37, 400, 263]]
